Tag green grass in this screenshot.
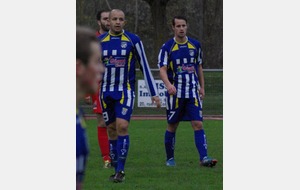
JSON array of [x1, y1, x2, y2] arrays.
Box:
[[83, 119, 223, 190]]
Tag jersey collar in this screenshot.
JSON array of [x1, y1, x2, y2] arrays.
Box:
[[174, 36, 188, 44], [109, 29, 124, 36]]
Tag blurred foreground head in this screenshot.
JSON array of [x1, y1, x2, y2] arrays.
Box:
[[76, 26, 104, 95]]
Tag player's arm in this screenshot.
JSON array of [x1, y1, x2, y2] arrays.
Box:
[[159, 66, 176, 95], [157, 47, 176, 95], [134, 39, 161, 108], [85, 94, 92, 104], [197, 44, 205, 99], [198, 64, 205, 99]]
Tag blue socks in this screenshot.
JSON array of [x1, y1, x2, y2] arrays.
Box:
[[109, 140, 118, 172], [116, 135, 130, 172], [194, 129, 208, 161], [165, 130, 176, 160]]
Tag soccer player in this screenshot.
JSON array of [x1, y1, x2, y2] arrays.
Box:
[[99, 9, 161, 182], [76, 26, 104, 190], [158, 16, 217, 167], [85, 9, 112, 168], [96, 10, 110, 36]]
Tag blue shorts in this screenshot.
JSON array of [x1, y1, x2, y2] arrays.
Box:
[[101, 90, 135, 126], [166, 94, 203, 124]]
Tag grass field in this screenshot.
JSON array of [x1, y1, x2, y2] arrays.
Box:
[[83, 119, 223, 190]]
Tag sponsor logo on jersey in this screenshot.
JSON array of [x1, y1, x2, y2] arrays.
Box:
[[177, 65, 195, 74], [103, 56, 126, 67], [121, 42, 127, 48]]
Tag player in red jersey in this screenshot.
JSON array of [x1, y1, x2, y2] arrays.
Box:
[[86, 9, 111, 168], [96, 10, 110, 37]]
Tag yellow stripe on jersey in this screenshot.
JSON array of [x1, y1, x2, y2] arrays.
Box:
[[120, 91, 125, 104], [175, 97, 179, 109], [170, 61, 173, 70], [127, 52, 133, 90], [171, 44, 179, 52], [127, 81, 131, 90], [188, 42, 196, 49], [128, 52, 133, 72], [121, 34, 130, 42], [195, 98, 198, 107], [102, 35, 110, 42], [170, 61, 176, 79], [101, 93, 107, 109]]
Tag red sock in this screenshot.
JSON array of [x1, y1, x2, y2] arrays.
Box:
[[97, 127, 110, 161]]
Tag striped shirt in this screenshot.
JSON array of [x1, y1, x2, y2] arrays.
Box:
[[99, 30, 158, 97], [158, 37, 203, 98]]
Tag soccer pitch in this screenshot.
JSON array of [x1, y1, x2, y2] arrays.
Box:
[[83, 119, 223, 190]]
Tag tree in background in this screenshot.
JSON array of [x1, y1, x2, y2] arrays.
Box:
[[76, 0, 222, 69], [143, 0, 170, 60]]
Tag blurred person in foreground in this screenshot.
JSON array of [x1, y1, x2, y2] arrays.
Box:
[[76, 26, 104, 190], [85, 9, 112, 169]]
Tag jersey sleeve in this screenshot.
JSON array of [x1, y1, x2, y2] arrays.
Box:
[[196, 42, 203, 65], [134, 38, 159, 97], [157, 44, 169, 68]]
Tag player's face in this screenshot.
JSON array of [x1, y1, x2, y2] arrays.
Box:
[[100, 12, 110, 32], [173, 19, 187, 39], [80, 42, 104, 94], [109, 10, 125, 34]]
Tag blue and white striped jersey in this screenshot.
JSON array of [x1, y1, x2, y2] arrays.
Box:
[[99, 30, 158, 97], [158, 37, 203, 98]]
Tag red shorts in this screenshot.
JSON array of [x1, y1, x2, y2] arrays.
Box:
[[91, 92, 102, 114]]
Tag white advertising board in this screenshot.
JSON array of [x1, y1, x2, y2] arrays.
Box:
[[137, 80, 167, 107]]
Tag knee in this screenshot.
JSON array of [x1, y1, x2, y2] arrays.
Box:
[[98, 120, 106, 127], [107, 125, 117, 139], [117, 123, 128, 135], [192, 121, 203, 130], [97, 114, 106, 127], [167, 123, 178, 133]]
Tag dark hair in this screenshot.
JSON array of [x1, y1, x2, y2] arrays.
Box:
[[96, 10, 110, 21], [172, 16, 188, 26], [76, 26, 98, 65]]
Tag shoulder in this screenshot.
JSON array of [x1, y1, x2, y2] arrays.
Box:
[[161, 38, 175, 51], [98, 32, 109, 41], [123, 30, 140, 43], [188, 37, 201, 48]]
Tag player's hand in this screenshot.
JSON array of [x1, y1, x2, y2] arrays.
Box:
[[199, 88, 205, 100], [85, 95, 92, 104], [152, 96, 161, 108], [167, 84, 177, 95]]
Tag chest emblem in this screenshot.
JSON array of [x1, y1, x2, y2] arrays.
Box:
[[121, 42, 127, 48], [189, 50, 195, 56]]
